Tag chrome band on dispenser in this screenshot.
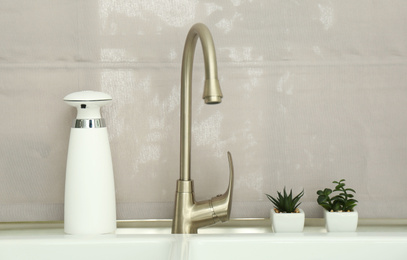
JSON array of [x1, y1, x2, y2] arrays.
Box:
[[72, 119, 106, 128]]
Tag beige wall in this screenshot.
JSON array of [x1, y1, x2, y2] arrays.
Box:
[[1, 0, 407, 221]]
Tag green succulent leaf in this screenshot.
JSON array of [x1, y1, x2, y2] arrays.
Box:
[[265, 194, 278, 208], [323, 188, 332, 196], [332, 201, 343, 211], [334, 183, 345, 190], [317, 195, 327, 204], [331, 195, 344, 201], [321, 204, 331, 211]]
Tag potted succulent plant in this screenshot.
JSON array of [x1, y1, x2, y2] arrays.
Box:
[[266, 188, 305, 233], [316, 179, 358, 232]]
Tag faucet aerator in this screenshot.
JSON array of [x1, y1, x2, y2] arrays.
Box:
[[203, 78, 223, 104], [204, 96, 222, 104]]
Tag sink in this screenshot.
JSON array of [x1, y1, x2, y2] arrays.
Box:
[[0, 219, 406, 260], [189, 221, 407, 260], [0, 234, 176, 260], [188, 232, 407, 260], [0, 221, 179, 260], [188, 219, 407, 260]]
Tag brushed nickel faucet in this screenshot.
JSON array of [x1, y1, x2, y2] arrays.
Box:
[[171, 23, 234, 234]]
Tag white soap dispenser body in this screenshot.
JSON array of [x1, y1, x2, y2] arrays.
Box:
[[64, 91, 116, 235]]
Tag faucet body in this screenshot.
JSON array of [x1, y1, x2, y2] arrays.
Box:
[[172, 23, 234, 234]]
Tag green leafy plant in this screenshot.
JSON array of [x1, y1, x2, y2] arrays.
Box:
[[316, 179, 358, 212], [266, 188, 304, 213]]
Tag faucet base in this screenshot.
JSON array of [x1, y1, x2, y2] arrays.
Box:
[[172, 180, 216, 234]]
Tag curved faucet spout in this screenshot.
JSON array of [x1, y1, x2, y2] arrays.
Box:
[[180, 23, 223, 182], [172, 23, 233, 234]]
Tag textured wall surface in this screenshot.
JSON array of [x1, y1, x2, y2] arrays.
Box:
[[1, 0, 407, 221]]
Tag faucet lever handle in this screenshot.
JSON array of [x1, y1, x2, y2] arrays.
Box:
[[210, 151, 234, 222]]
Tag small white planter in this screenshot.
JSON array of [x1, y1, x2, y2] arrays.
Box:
[[270, 208, 305, 233], [324, 210, 358, 232]]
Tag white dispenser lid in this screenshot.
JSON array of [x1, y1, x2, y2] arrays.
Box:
[[64, 91, 112, 102], [64, 91, 112, 119]]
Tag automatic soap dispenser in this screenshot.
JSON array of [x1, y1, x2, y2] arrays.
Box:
[[64, 91, 116, 235]]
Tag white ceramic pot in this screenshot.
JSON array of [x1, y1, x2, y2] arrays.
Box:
[[270, 208, 305, 233], [324, 210, 358, 232]]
